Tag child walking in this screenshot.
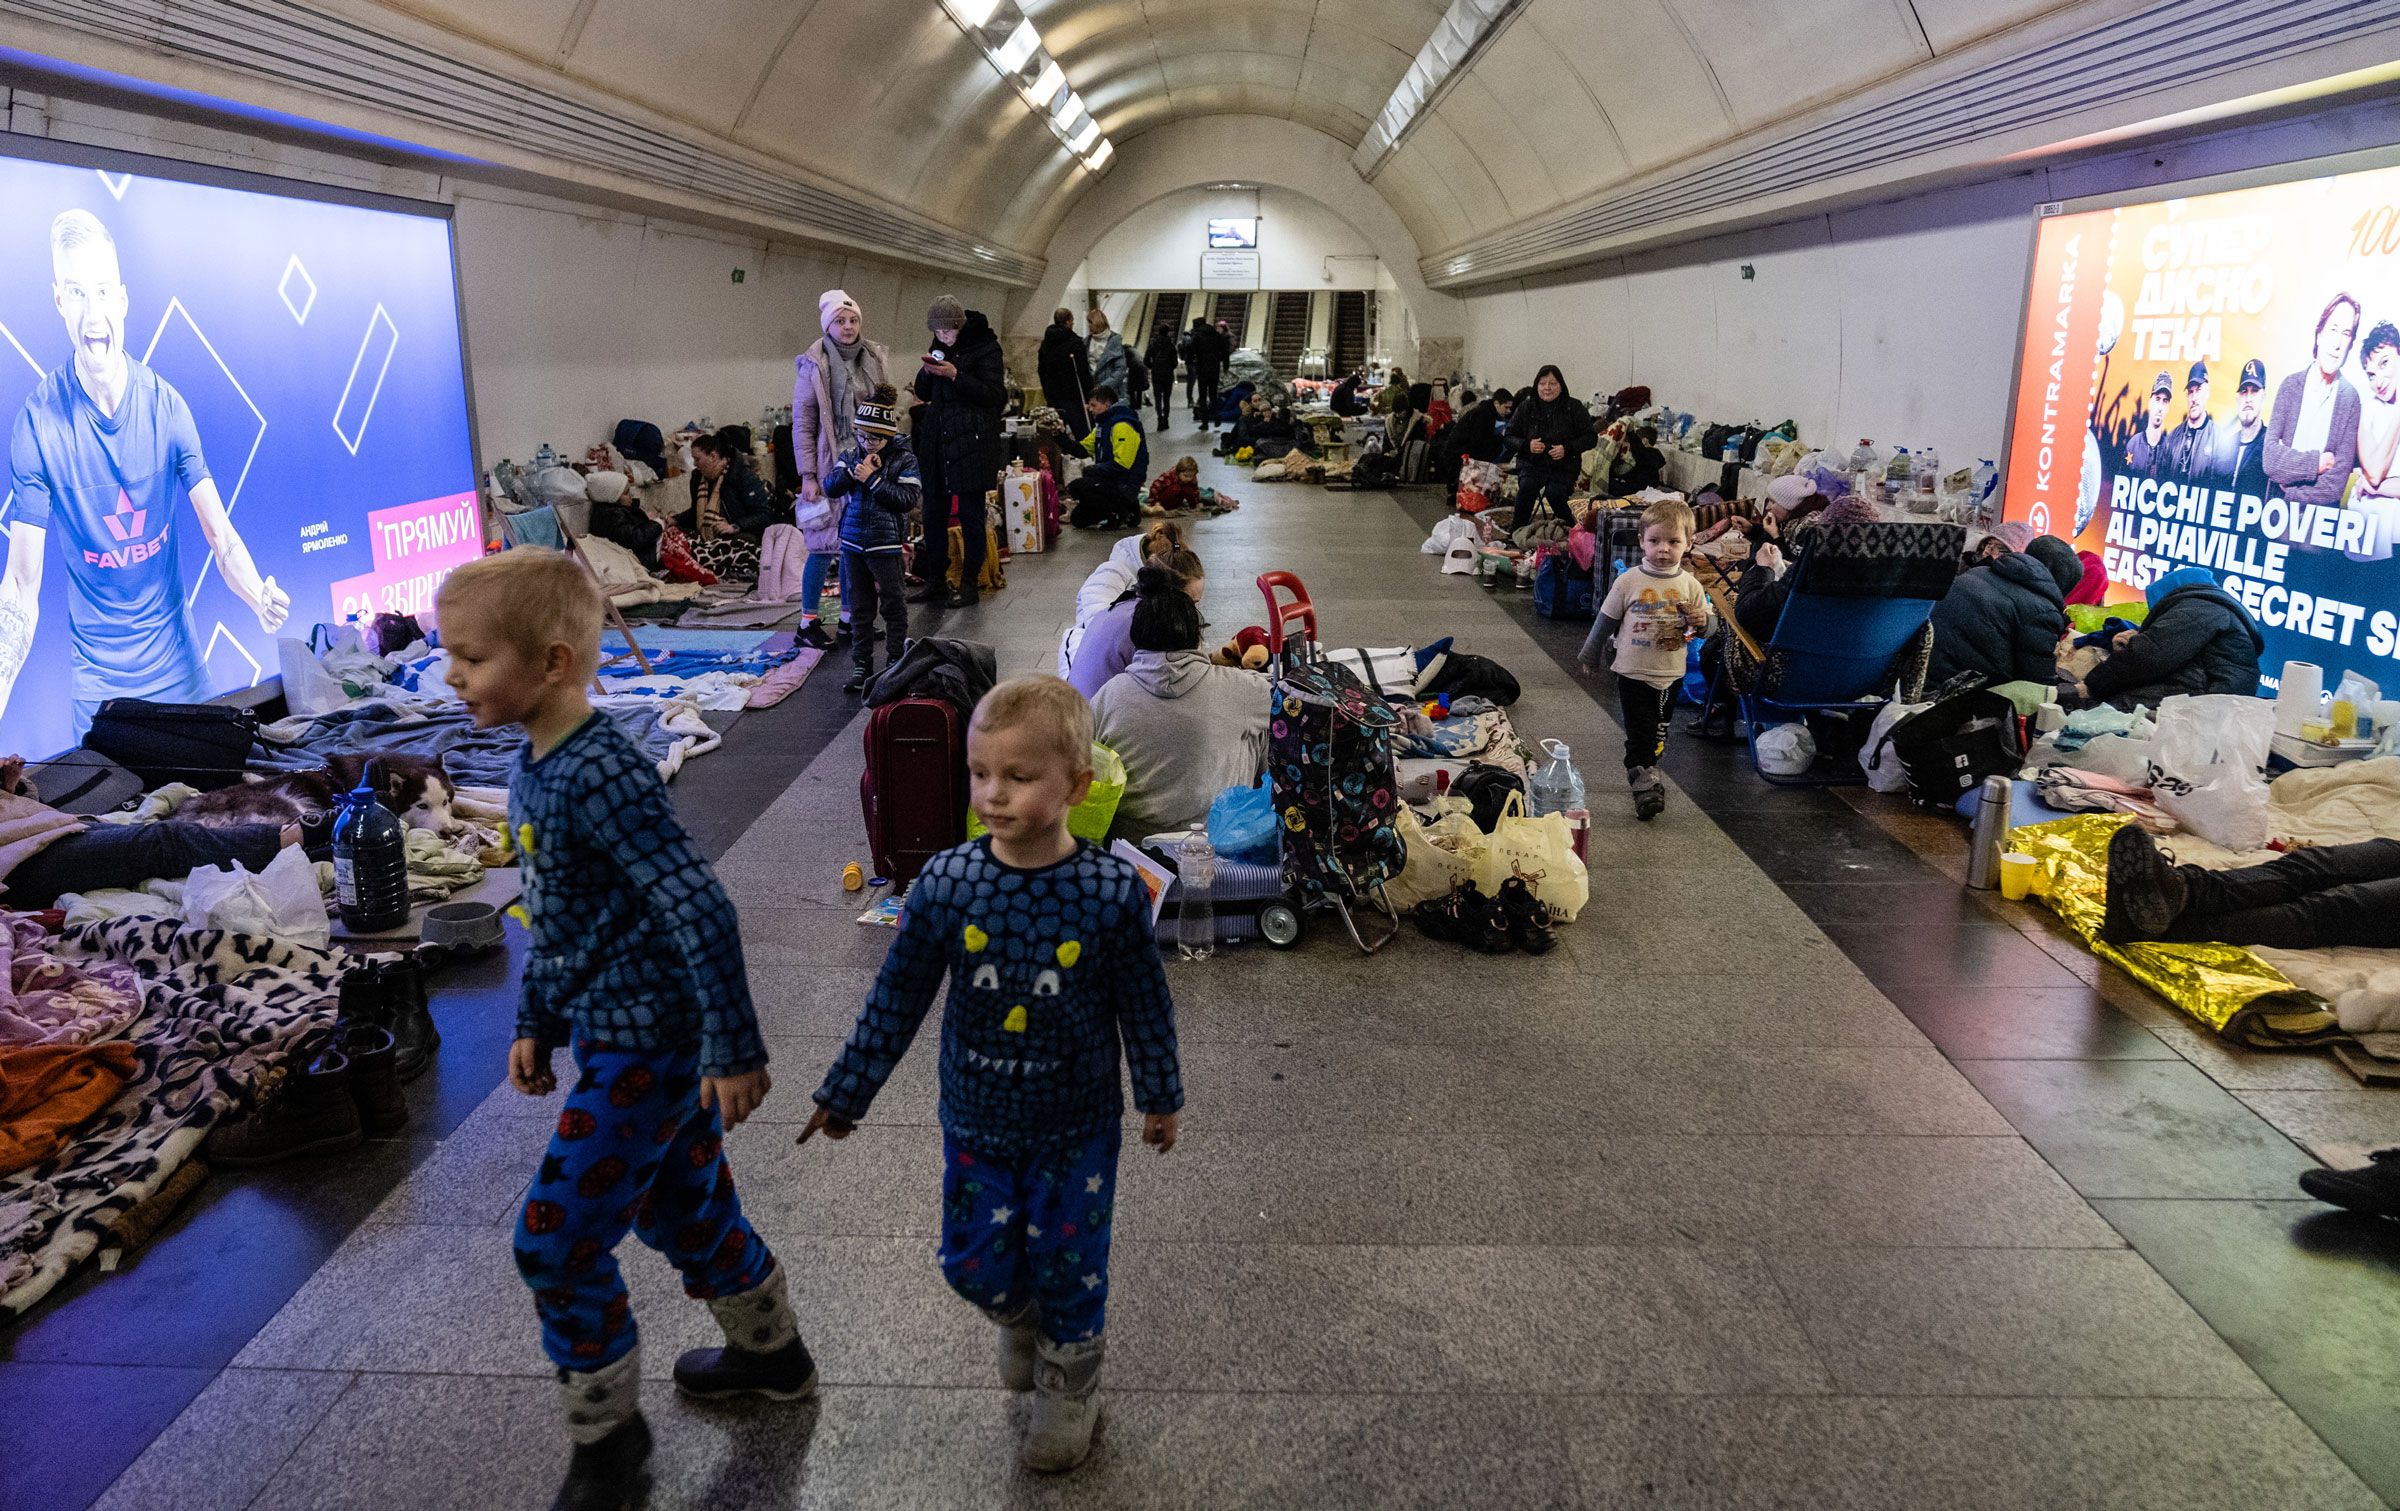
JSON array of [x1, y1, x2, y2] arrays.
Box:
[[831, 382, 922, 694], [801, 676, 1181, 1473], [1579, 498, 1711, 820], [440, 550, 811, 1511]]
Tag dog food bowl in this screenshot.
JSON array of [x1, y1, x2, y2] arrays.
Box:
[[422, 901, 504, 952]]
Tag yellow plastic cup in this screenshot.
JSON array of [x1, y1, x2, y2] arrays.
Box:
[[1998, 852, 2038, 901], [842, 862, 864, 892]]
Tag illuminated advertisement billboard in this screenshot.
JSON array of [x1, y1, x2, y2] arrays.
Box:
[[2001, 158, 2400, 691], [0, 143, 478, 758]]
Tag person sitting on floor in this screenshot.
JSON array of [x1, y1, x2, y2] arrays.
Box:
[[1329, 369, 1367, 417], [1147, 457, 1202, 514], [680, 430, 784, 580], [1611, 425, 1666, 495], [1069, 542, 1203, 699], [2069, 565, 2264, 710], [1068, 386, 1151, 531], [1924, 534, 2083, 689], [1073, 520, 1188, 627], [1090, 570, 1271, 841], [0, 755, 300, 909]]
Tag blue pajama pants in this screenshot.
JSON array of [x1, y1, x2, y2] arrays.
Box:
[[938, 1127, 1120, 1343], [513, 1039, 774, 1369]]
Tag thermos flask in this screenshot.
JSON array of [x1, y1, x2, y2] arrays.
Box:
[[1965, 773, 2011, 890]]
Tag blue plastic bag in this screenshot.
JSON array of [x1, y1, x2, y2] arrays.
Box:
[[1207, 781, 1279, 862]]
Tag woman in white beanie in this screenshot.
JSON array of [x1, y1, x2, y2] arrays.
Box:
[[794, 290, 891, 640]]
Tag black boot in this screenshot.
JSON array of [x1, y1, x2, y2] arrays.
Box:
[[204, 1044, 363, 1167], [378, 954, 440, 1083], [1494, 877, 1557, 955], [675, 1263, 818, 1400], [555, 1415, 651, 1511], [947, 585, 978, 610], [2300, 1149, 2400, 1220], [341, 1022, 409, 1135], [2099, 823, 2191, 944]]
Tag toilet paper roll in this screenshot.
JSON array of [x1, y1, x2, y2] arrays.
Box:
[[2275, 660, 2323, 737]]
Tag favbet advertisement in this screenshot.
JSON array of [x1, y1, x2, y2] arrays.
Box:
[[2002, 162, 2400, 692], [0, 149, 477, 758]]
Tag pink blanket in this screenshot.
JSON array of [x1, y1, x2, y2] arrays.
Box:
[[0, 915, 143, 1047]]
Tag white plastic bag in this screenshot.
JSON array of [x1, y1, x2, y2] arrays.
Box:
[[2146, 694, 2275, 851], [278, 636, 353, 717], [1471, 792, 1588, 922], [181, 844, 331, 949], [1860, 698, 1928, 792], [1756, 721, 1817, 777]]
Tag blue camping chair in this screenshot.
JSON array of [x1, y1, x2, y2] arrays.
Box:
[[1733, 520, 1962, 784]]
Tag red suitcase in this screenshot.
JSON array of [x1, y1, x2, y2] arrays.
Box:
[[860, 697, 968, 885]]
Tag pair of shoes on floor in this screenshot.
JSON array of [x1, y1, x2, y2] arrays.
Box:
[[203, 1028, 396, 1167], [1410, 882, 1516, 954], [1628, 765, 1667, 822], [336, 954, 440, 1082], [2300, 1148, 2400, 1220]]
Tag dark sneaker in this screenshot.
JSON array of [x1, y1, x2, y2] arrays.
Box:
[[842, 670, 871, 694], [797, 621, 836, 652], [379, 954, 440, 1083], [340, 1022, 409, 1135], [204, 1047, 363, 1167], [553, 1415, 651, 1511], [2299, 1149, 2400, 1219], [2099, 822, 2190, 944], [1495, 877, 1557, 955], [672, 1338, 819, 1401]]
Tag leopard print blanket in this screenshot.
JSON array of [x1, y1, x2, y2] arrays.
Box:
[[0, 919, 343, 1316]]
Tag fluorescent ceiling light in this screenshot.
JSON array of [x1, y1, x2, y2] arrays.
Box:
[[946, 0, 1002, 26], [1083, 139, 1113, 170], [1026, 61, 1066, 108], [1052, 88, 1084, 123], [1352, 0, 1531, 178], [994, 19, 1040, 72], [1067, 117, 1102, 154]]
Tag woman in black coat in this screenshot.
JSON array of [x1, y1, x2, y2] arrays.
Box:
[[1036, 307, 1093, 441], [1142, 324, 1180, 430], [914, 298, 1007, 609], [2073, 567, 2266, 710], [1924, 535, 2080, 689], [1504, 365, 1597, 529]]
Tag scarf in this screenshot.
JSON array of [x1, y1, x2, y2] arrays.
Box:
[[822, 336, 882, 451]]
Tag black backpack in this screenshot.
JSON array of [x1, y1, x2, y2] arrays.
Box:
[[1453, 764, 1524, 834], [83, 699, 260, 791], [1872, 678, 2026, 810]]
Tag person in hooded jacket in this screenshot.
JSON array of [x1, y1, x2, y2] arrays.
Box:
[[1142, 323, 1179, 431], [1924, 535, 2081, 689], [1090, 571, 1272, 841], [1187, 318, 1227, 430], [913, 295, 1006, 609], [1086, 309, 1129, 403], [2072, 565, 2265, 709], [1505, 365, 1598, 529], [1069, 387, 1150, 530], [1036, 308, 1093, 441]]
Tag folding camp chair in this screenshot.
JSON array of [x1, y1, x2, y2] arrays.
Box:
[[1736, 520, 1961, 785]]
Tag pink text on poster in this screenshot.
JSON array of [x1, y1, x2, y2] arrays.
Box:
[[328, 491, 483, 622]]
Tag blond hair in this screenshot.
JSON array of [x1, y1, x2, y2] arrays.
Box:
[[435, 549, 602, 675], [1642, 498, 1696, 540], [971, 676, 1094, 775]]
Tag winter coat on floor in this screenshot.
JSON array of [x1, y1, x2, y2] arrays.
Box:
[[914, 311, 1007, 525], [793, 333, 892, 493], [1506, 385, 1598, 498], [1925, 550, 2072, 689], [828, 438, 922, 554], [2079, 570, 2266, 709], [1037, 324, 1092, 421], [1090, 650, 1273, 841]]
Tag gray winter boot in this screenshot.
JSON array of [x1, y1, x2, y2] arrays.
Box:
[[991, 1301, 1040, 1392], [674, 1260, 817, 1400], [1022, 1335, 1104, 1472], [556, 1346, 650, 1511], [1629, 765, 1667, 821]]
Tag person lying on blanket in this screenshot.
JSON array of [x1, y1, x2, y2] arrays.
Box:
[[0, 755, 300, 909]]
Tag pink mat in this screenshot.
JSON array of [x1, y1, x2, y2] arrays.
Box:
[[746, 647, 825, 708]]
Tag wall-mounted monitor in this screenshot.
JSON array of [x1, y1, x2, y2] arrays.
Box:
[[0, 141, 479, 758], [1206, 218, 1257, 249], [2001, 154, 2400, 691]]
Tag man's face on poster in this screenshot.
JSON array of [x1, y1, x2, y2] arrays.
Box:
[[2236, 383, 2262, 429], [2147, 389, 2169, 431], [2367, 344, 2400, 404], [53, 239, 128, 377], [2185, 378, 2209, 427], [2318, 304, 2359, 377]]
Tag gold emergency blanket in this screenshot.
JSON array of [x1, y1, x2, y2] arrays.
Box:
[[2008, 813, 2337, 1044]]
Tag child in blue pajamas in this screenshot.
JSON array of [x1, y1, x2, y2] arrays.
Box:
[[439, 549, 810, 1511], [804, 675, 1182, 1473]]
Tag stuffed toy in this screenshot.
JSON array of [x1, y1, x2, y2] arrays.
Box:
[[1210, 624, 1272, 669]]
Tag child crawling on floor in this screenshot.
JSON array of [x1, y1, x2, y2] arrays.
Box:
[[441, 549, 810, 1511], [801, 675, 1182, 1473]]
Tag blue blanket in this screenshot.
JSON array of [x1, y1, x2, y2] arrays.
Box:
[[251, 703, 692, 787]]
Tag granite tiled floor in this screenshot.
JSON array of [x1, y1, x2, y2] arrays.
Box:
[[73, 430, 2393, 1509]]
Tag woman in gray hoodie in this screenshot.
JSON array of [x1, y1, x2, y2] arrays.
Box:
[[1090, 570, 1272, 841]]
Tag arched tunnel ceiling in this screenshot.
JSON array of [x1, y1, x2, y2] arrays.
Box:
[[9, 0, 2400, 289]]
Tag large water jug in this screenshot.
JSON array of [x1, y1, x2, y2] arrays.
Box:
[[1529, 739, 1586, 816], [331, 763, 410, 933]]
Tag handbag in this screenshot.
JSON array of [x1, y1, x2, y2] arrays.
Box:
[[82, 699, 260, 791], [1471, 791, 1588, 922]]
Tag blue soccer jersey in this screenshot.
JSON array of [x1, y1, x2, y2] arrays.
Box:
[[8, 358, 210, 711]]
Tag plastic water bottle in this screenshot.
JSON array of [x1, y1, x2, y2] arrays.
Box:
[[332, 762, 410, 933], [1177, 827, 1216, 962], [1531, 739, 1591, 862]]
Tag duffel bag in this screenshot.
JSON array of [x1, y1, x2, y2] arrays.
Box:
[[24, 748, 145, 814], [1873, 682, 2024, 809], [82, 699, 260, 791], [1533, 552, 1594, 620]]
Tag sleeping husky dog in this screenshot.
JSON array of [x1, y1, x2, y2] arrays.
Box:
[[177, 751, 459, 833]]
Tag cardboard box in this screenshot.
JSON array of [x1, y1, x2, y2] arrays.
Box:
[[1003, 468, 1043, 554]]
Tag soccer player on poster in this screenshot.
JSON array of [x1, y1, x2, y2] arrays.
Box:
[[3, 209, 290, 732]]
